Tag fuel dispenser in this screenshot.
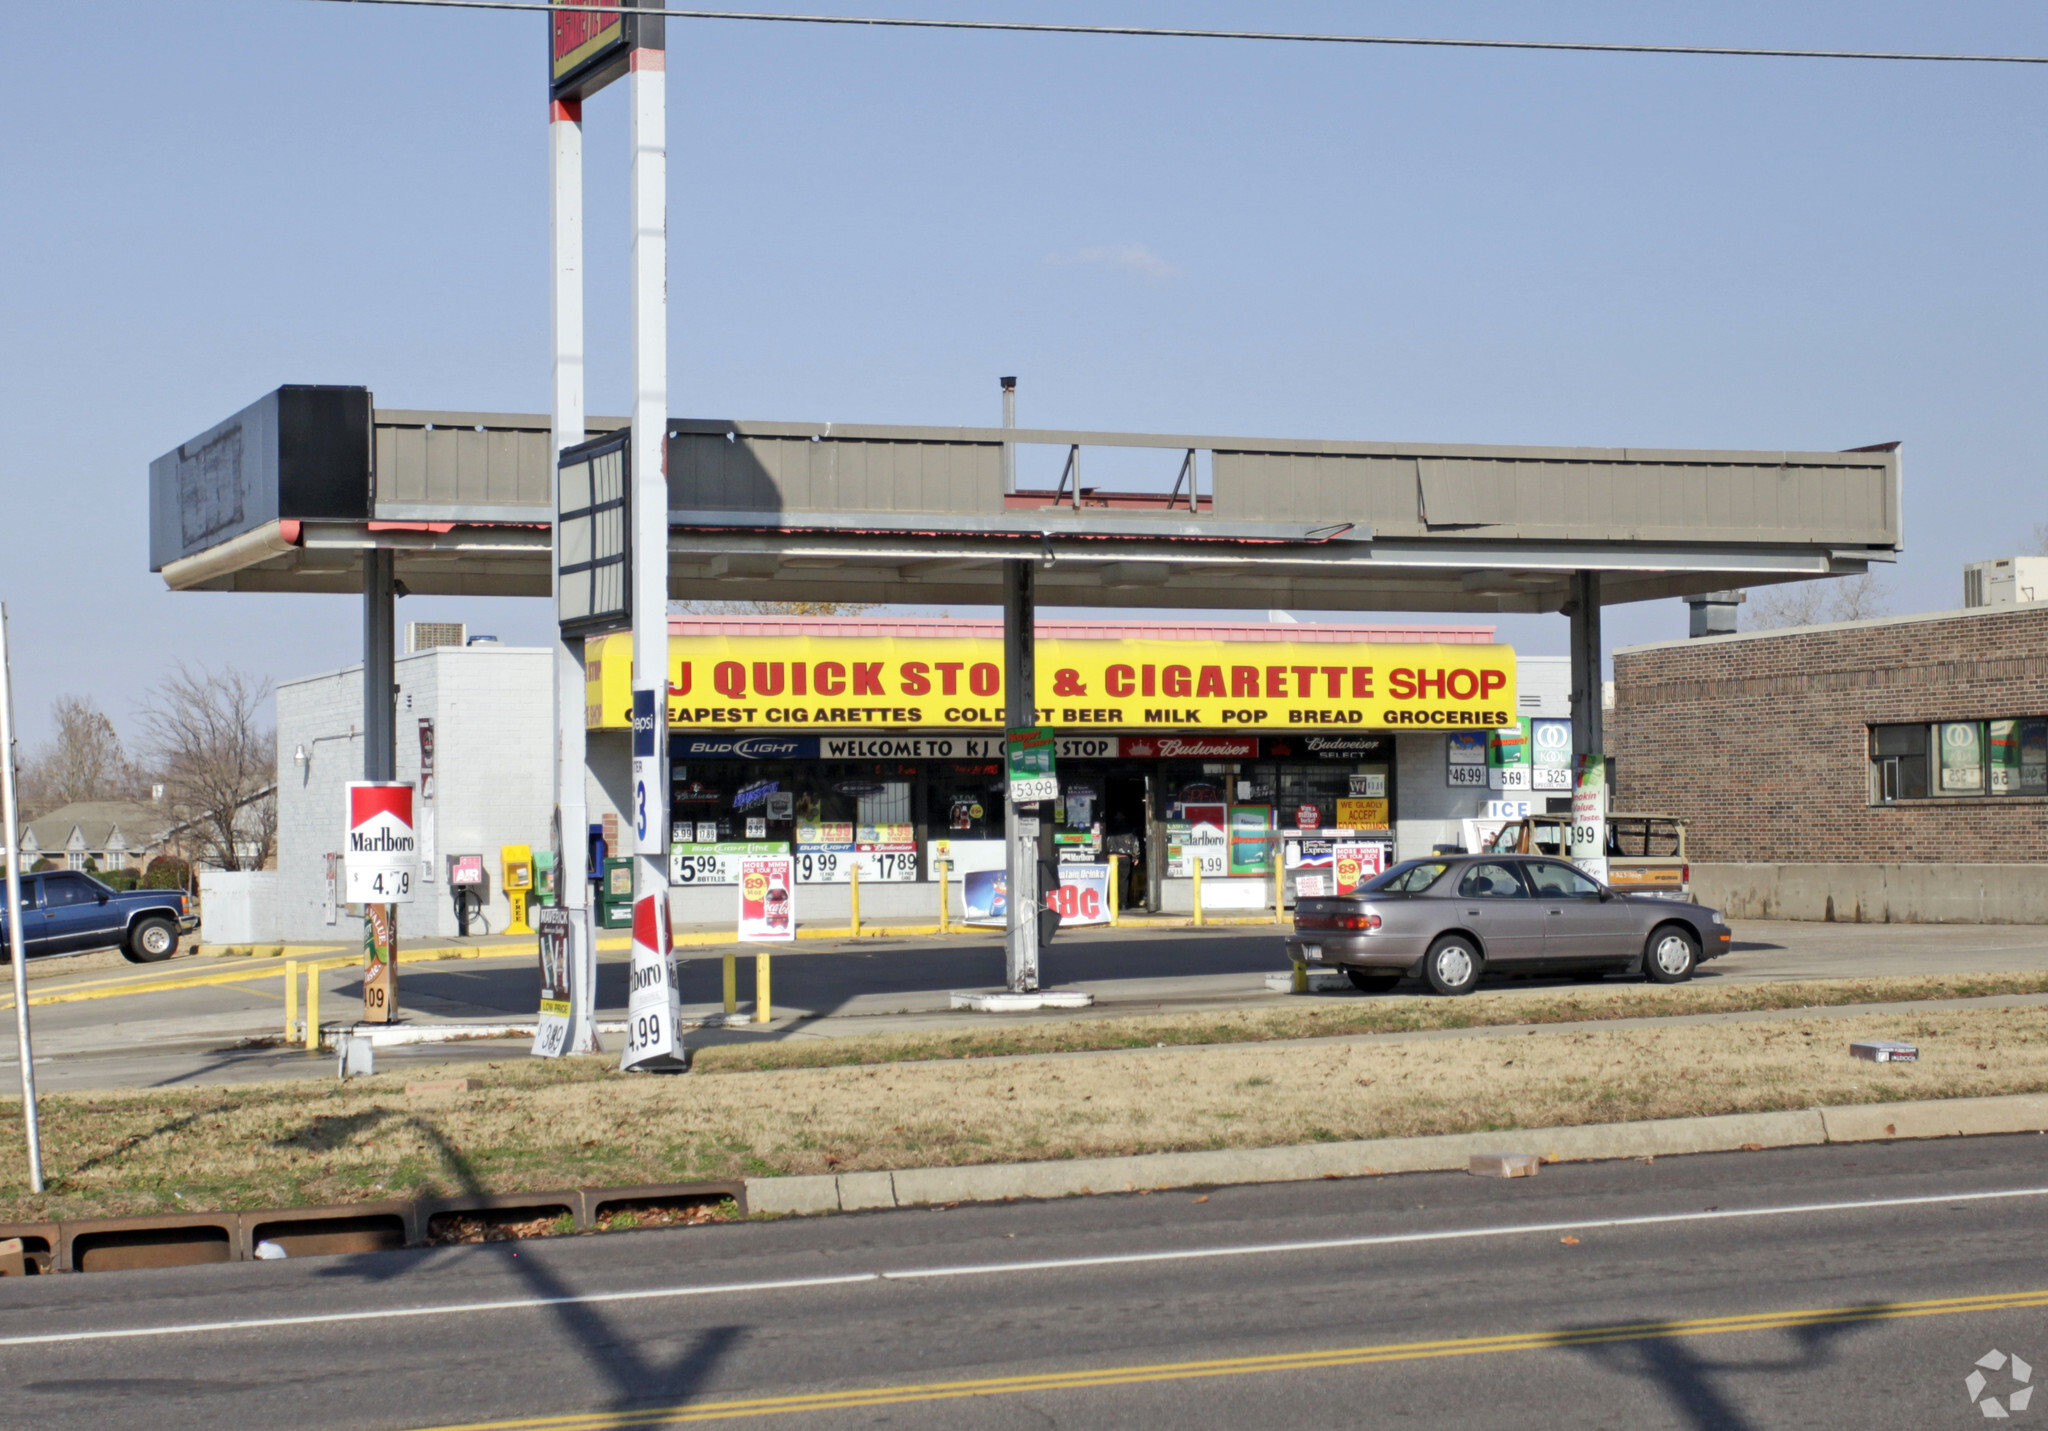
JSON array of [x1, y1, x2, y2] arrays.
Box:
[[501, 844, 535, 935]]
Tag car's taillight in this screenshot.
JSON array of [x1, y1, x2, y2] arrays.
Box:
[[1332, 912, 1381, 932], [1680, 865, 1690, 884]]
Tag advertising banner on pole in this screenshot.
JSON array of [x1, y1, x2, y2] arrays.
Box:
[[737, 854, 796, 942], [344, 782, 417, 903], [362, 902, 398, 1023], [532, 905, 576, 1057], [1570, 754, 1609, 885], [1007, 726, 1058, 802]]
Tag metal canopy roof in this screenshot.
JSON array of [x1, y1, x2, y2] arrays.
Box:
[[155, 401, 1901, 615]]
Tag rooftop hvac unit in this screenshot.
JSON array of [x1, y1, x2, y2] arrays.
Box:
[[406, 621, 467, 653], [1963, 558, 2048, 610]]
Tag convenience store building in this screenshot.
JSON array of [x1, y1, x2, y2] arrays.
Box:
[[583, 615, 1572, 922]]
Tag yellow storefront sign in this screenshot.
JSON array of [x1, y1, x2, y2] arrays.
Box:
[[586, 632, 1516, 733]]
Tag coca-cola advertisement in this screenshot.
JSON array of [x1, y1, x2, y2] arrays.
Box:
[[737, 854, 796, 943]]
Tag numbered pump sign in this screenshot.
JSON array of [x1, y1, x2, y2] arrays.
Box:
[[344, 782, 418, 903]]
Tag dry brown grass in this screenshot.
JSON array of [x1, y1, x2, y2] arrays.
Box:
[[2, 998, 2046, 1223], [697, 970, 2048, 1072]]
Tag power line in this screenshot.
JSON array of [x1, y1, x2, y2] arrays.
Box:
[[299, 0, 2048, 66]]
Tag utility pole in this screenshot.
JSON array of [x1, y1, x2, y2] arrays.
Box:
[[0, 606, 45, 1192]]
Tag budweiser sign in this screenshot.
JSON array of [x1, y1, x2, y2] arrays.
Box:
[[1124, 736, 1259, 759]]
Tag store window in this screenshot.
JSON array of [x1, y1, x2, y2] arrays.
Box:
[[1870, 719, 2048, 803]]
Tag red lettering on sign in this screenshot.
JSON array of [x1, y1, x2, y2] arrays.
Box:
[[1321, 665, 1347, 698], [792, 662, 807, 696], [935, 661, 964, 695], [751, 662, 784, 697], [1164, 665, 1192, 698], [1053, 669, 1086, 697], [853, 662, 883, 696], [1197, 666, 1226, 698], [1265, 665, 1288, 698], [672, 662, 692, 696], [1481, 669, 1507, 699], [1389, 668, 1414, 699], [1291, 665, 1318, 698], [1232, 666, 1259, 698], [815, 662, 847, 697], [1106, 665, 1136, 698], [714, 661, 746, 699], [1142, 664, 1157, 697], [1352, 666, 1373, 698], [1446, 668, 1477, 700], [900, 661, 931, 696], [970, 663, 1000, 697]]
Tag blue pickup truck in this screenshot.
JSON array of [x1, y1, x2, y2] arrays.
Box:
[[2, 870, 196, 964]]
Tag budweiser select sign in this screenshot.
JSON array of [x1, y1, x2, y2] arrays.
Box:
[[345, 782, 418, 904]]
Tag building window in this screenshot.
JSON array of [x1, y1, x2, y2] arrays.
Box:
[[1871, 719, 2048, 802]]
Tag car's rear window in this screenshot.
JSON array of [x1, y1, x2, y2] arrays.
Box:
[[1362, 860, 1449, 894]]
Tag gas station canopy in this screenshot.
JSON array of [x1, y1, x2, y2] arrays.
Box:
[[151, 385, 1901, 613]]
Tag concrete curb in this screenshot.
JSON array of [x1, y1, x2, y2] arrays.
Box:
[[743, 1093, 2048, 1216]]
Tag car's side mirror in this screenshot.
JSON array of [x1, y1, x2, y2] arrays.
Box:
[[97, 893, 110, 903], [1597, 887, 1613, 901]]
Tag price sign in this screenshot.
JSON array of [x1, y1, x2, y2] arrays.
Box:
[[630, 688, 664, 855], [669, 842, 790, 885], [532, 905, 575, 1059], [344, 782, 418, 904], [795, 848, 918, 883], [1007, 726, 1058, 803]]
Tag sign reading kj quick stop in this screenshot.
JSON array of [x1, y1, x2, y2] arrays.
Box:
[[344, 782, 417, 903]]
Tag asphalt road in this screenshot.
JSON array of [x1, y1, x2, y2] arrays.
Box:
[[11, 917, 2048, 1092], [7, 1135, 2048, 1428]]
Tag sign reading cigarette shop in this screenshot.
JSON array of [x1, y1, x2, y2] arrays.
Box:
[[588, 634, 1517, 733]]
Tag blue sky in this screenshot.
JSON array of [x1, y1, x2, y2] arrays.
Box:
[[6, 1, 2047, 743]]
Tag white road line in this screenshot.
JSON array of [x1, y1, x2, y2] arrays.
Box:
[[883, 1185, 2048, 1279], [0, 1274, 879, 1348], [4, 1184, 2045, 1349]]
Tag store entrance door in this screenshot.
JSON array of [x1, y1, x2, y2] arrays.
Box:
[[1102, 773, 1150, 912]]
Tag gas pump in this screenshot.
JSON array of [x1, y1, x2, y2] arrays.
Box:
[[501, 844, 535, 935]]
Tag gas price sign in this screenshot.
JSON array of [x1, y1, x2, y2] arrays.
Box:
[[344, 783, 418, 903]]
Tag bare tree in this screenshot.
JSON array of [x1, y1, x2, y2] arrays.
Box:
[[138, 666, 277, 871], [2034, 522, 2048, 557], [17, 695, 143, 817], [671, 599, 880, 617], [1745, 572, 1892, 631]]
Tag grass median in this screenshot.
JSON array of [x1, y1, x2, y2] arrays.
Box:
[[5, 973, 2048, 1222]]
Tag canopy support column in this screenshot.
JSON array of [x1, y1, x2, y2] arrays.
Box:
[[1003, 559, 1040, 993]]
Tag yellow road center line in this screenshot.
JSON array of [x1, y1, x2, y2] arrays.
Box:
[[401, 1285, 2048, 1430]]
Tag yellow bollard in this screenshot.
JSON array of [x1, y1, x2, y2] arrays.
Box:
[[1108, 854, 1121, 926], [1292, 962, 1309, 994], [937, 860, 950, 935], [284, 958, 299, 1043], [304, 965, 321, 1052], [1274, 853, 1286, 926], [1192, 860, 1204, 927], [849, 863, 861, 937], [755, 948, 772, 1024], [722, 949, 737, 1015]]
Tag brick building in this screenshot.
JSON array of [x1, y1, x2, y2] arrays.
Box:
[[1612, 601, 2048, 922]]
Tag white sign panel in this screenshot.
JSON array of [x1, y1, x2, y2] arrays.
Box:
[[344, 782, 418, 903], [670, 841, 791, 886], [1045, 862, 1112, 927], [1570, 755, 1609, 885]]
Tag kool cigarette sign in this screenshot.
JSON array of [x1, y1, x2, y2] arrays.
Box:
[[345, 782, 417, 903]]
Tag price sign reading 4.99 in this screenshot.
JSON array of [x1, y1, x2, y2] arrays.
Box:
[[344, 782, 418, 904]]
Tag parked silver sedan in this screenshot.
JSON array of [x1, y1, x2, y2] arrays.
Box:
[[1286, 854, 1734, 996]]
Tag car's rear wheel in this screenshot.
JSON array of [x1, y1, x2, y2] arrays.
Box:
[[125, 916, 179, 964], [1422, 936, 1481, 996], [1345, 968, 1402, 994], [1644, 925, 1698, 984]]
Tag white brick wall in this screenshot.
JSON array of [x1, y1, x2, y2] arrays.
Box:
[[277, 646, 558, 942]]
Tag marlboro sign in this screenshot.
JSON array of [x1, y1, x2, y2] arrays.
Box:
[[344, 782, 418, 903]]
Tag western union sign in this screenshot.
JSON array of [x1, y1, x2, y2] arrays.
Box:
[[587, 633, 1516, 733]]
